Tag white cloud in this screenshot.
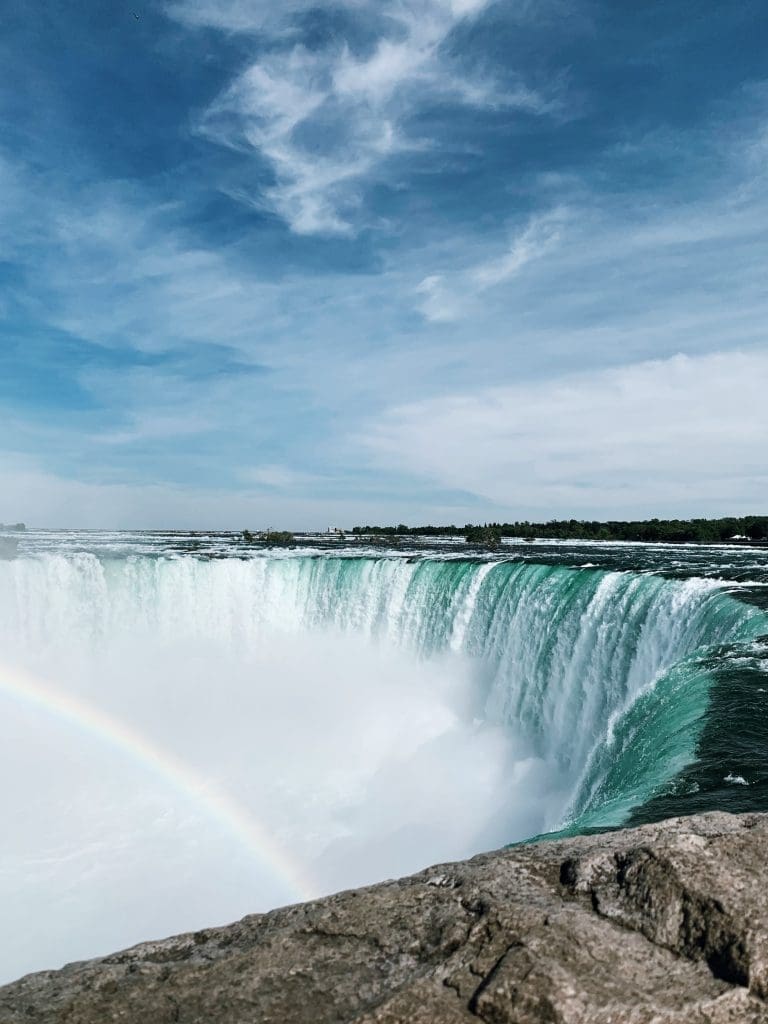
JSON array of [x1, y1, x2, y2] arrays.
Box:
[[362, 350, 768, 517], [0, 157, 288, 358], [165, 0, 354, 35], [0, 454, 482, 530], [416, 209, 567, 321], [470, 211, 566, 288], [239, 463, 318, 489], [202, 46, 399, 235], [167, 0, 490, 35], [415, 273, 466, 323], [4, 99, 768, 526], [171, 0, 549, 234]]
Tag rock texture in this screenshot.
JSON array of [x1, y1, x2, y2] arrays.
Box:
[[3, 812, 768, 1023]]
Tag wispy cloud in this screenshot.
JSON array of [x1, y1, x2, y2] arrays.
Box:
[[362, 349, 768, 517], [3, 6, 768, 525], [0, 155, 283, 358], [239, 463, 319, 490], [0, 451, 480, 530], [416, 209, 568, 321], [170, 0, 550, 234]]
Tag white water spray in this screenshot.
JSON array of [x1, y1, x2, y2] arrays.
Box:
[[0, 551, 761, 982]]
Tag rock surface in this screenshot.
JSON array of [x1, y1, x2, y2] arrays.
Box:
[[3, 812, 768, 1023]]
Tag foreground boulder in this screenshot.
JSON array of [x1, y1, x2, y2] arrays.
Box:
[[3, 812, 768, 1023]]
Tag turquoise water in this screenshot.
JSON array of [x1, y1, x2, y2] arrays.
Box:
[[276, 555, 767, 831], [2, 532, 766, 835]]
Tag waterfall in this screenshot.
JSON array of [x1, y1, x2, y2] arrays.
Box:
[[0, 550, 764, 982]]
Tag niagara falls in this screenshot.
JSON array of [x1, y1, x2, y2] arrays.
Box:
[[3, 0, 768, 1018], [1, 529, 767, 987]]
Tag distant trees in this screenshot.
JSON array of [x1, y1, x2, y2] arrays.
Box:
[[746, 519, 768, 540], [239, 518, 768, 548], [356, 534, 400, 547], [351, 524, 463, 537], [263, 531, 295, 546], [350, 517, 768, 545], [464, 525, 502, 548], [242, 529, 295, 546]]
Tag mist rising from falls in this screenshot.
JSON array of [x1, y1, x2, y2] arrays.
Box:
[[0, 552, 763, 982]]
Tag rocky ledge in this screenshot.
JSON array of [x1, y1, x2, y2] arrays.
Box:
[[3, 812, 768, 1023]]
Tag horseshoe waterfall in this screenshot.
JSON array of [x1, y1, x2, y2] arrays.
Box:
[[0, 538, 767, 984]]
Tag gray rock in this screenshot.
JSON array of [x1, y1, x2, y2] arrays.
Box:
[[2, 812, 768, 1023]]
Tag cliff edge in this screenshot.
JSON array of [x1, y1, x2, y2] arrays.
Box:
[[2, 811, 768, 1023]]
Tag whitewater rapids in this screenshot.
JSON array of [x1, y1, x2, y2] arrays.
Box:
[[0, 549, 764, 982]]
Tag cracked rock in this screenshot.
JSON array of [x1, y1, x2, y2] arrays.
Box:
[[2, 812, 768, 1023]]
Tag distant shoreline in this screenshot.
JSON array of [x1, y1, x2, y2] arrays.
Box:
[[351, 516, 768, 546], [4, 524, 767, 549]]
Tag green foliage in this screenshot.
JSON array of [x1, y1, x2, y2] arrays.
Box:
[[241, 529, 295, 546], [464, 525, 502, 548], [351, 524, 462, 536], [352, 517, 768, 545], [746, 518, 767, 540], [262, 530, 295, 546]]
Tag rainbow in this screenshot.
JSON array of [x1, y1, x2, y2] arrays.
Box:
[[0, 663, 317, 903]]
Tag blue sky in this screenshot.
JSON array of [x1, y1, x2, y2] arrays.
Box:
[[1, 0, 767, 528]]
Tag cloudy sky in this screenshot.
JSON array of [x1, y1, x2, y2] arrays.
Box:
[[1, 0, 766, 528]]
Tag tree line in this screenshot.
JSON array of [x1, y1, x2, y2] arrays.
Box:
[[351, 517, 768, 545]]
